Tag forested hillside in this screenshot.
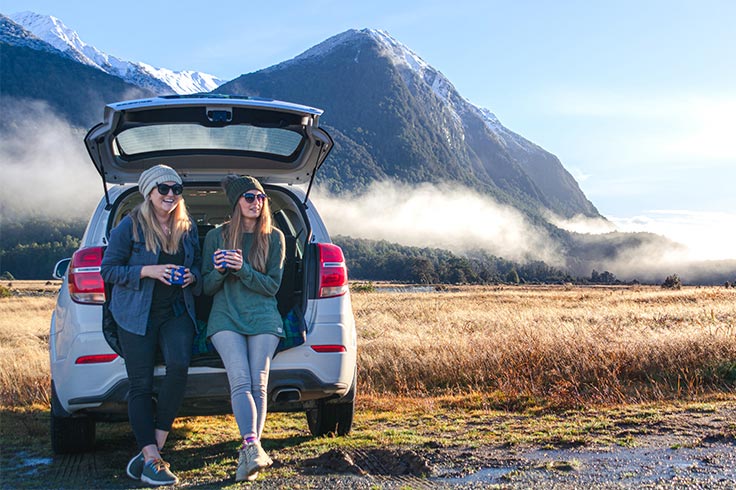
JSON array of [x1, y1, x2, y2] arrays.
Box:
[[1, 218, 576, 283], [0, 218, 85, 280], [334, 235, 573, 284]]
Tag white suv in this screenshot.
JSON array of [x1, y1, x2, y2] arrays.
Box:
[[50, 95, 358, 454]]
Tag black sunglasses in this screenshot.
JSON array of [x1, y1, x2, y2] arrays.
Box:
[[157, 183, 184, 196], [242, 192, 267, 203]]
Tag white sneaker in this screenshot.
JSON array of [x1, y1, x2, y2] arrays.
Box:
[[253, 441, 273, 469], [235, 442, 272, 481]]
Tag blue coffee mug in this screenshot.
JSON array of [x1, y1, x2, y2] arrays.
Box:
[[170, 266, 187, 285], [213, 250, 238, 268]]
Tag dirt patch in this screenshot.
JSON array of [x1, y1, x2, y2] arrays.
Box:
[[291, 436, 736, 489], [4, 401, 736, 489], [303, 448, 434, 476], [294, 404, 736, 489]]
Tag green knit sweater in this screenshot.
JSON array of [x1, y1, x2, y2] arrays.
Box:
[[202, 227, 286, 338]]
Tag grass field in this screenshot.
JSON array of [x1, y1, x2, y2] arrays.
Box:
[[355, 284, 736, 407], [1, 282, 735, 408], [1, 282, 735, 488]]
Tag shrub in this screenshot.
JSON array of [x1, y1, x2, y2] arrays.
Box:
[[0, 285, 11, 298], [505, 269, 520, 284], [661, 274, 682, 290], [351, 282, 376, 293]]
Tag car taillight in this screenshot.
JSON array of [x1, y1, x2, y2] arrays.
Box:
[[311, 345, 347, 353], [75, 354, 118, 364], [318, 243, 348, 298], [69, 247, 105, 304]]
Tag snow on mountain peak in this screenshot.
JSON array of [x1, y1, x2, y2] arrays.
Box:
[[8, 11, 224, 95], [278, 27, 513, 144], [365, 30, 527, 147], [366, 29, 429, 72], [10, 12, 71, 47]]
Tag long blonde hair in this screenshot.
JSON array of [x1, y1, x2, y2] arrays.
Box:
[[130, 198, 192, 254], [223, 196, 272, 273]]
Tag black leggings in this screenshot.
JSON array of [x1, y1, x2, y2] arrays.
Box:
[[118, 314, 194, 450]]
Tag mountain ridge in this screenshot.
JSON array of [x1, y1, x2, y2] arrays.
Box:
[[219, 28, 599, 220], [3, 13, 725, 281], [7, 11, 224, 94]]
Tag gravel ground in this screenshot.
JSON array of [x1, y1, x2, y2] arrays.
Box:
[[8, 406, 734, 489]]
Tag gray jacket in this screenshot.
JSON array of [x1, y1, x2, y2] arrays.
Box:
[[100, 215, 202, 334]]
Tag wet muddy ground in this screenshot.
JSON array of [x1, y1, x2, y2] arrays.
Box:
[[5, 402, 735, 489], [15, 437, 734, 489], [8, 407, 735, 489], [295, 429, 736, 489]]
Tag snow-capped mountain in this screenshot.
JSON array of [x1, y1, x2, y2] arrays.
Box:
[[364, 29, 546, 155], [282, 29, 537, 154], [0, 13, 67, 56], [8, 11, 224, 94], [220, 28, 600, 219]]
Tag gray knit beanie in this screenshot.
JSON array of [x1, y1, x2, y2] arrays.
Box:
[[222, 175, 265, 208], [138, 164, 183, 198]]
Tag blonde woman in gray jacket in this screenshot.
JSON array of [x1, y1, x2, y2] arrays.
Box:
[[101, 164, 201, 486]]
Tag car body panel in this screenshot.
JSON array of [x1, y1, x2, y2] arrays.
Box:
[[84, 95, 333, 186]]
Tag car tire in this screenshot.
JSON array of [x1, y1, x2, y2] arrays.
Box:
[[50, 381, 96, 454], [306, 398, 355, 437], [306, 369, 356, 437]]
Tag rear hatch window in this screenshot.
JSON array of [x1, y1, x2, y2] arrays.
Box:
[[115, 124, 303, 158]]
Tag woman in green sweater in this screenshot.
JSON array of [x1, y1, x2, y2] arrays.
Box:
[[202, 175, 285, 482]]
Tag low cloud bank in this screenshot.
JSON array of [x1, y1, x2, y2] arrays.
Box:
[[0, 99, 100, 221], [611, 210, 736, 262], [545, 211, 616, 235], [314, 183, 736, 283], [311, 181, 564, 266], [550, 210, 736, 283]]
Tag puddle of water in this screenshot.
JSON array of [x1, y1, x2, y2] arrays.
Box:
[[438, 467, 516, 484], [434, 445, 735, 485], [4, 452, 53, 475], [523, 446, 733, 483], [23, 457, 53, 467]]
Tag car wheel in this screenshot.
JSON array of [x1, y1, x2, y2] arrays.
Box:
[[306, 398, 354, 437], [306, 370, 356, 437], [50, 381, 96, 454]]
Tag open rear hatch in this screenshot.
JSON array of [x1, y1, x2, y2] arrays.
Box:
[[85, 94, 333, 205]]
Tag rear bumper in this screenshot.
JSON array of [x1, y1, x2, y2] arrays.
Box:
[[66, 369, 350, 420]]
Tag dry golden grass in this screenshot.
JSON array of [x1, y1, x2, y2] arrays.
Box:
[[1, 283, 734, 409], [0, 295, 55, 406], [354, 285, 736, 407]]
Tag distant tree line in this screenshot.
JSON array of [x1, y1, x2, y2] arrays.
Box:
[[3, 219, 732, 286], [0, 217, 85, 280], [333, 236, 576, 284]]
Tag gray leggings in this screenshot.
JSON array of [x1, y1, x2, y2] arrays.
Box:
[[211, 330, 280, 439]]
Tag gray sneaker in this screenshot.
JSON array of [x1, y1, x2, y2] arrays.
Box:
[[236, 446, 257, 482], [126, 451, 144, 480], [254, 441, 273, 468], [235, 442, 272, 481], [141, 458, 179, 486]]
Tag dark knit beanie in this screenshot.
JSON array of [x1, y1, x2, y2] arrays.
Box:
[[222, 175, 265, 208]]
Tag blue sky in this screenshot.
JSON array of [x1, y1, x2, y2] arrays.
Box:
[[3, 0, 736, 259]]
